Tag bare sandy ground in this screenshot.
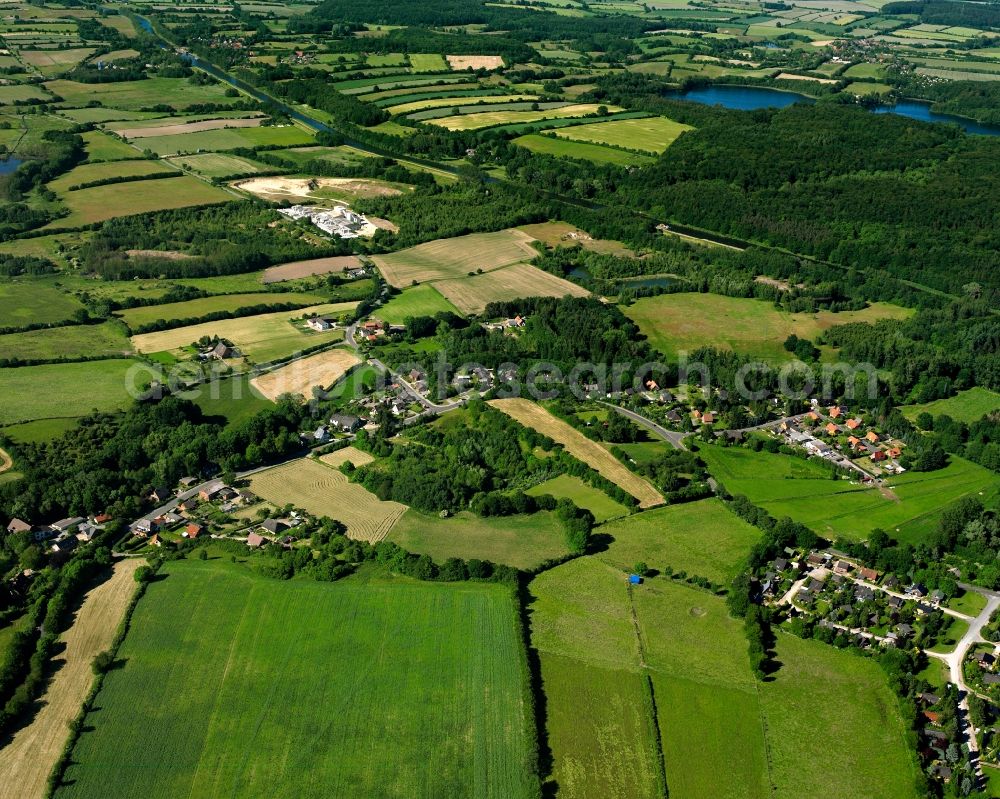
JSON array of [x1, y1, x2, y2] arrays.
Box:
[[233, 176, 403, 202]]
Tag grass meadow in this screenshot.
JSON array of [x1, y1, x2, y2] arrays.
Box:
[[432, 263, 590, 315], [526, 474, 630, 522], [697, 443, 1000, 544], [47, 176, 234, 228], [429, 104, 616, 131], [116, 291, 329, 329], [0, 320, 131, 360], [81, 130, 144, 161], [166, 152, 273, 178], [179, 374, 273, 427], [376, 284, 461, 324], [902, 386, 1000, 424], [595, 498, 759, 584], [0, 280, 84, 326], [553, 115, 693, 154], [371, 229, 539, 287], [513, 133, 654, 165], [45, 77, 240, 110], [57, 559, 536, 799], [624, 293, 913, 362], [130, 302, 356, 361], [388, 508, 568, 569], [0, 359, 140, 425], [1, 417, 79, 444], [133, 125, 314, 156], [529, 556, 920, 799]]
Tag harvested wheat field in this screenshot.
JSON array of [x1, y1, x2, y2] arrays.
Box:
[[434, 263, 590, 315], [447, 54, 504, 70], [489, 398, 664, 508], [371, 229, 538, 288], [251, 348, 361, 401], [320, 445, 375, 469], [115, 117, 264, 139], [0, 558, 143, 799], [262, 255, 361, 283], [233, 176, 403, 202], [250, 457, 407, 542]]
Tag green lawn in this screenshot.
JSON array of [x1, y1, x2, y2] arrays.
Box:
[[948, 587, 988, 617], [0, 359, 140, 425], [0, 280, 85, 327], [928, 615, 969, 653], [388, 508, 568, 569], [513, 133, 654, 166], [552, 115, 693, 154], [116, 291, 330, 330], [58, 559, 536, 799], [624, 293, 914, 363], [376, 284, 461, 324], [595, 498, 760, 584], [526, 474, 630, 522], [902, 387, 1000, 425], [0, 321, 131, 361], [409, 53, 449, 72], [697, 444, 1000, 544]]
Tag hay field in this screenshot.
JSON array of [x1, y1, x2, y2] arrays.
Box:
[[250, 457, 407, 542], [371, 229, 538, 287], [387, 94, 536, 115], [251, 348, 360, 400], [429, 103, 616, 131], [0, 559, 143, 799], [447, 54, 504, 70], [130, 301, 356, 361], [554, 115, 693, 154], [320, 445, 374, 469], [433, 262, 589, 314], [115, 117, 263, 139], [47, 176, 234, 228], [489, 399, 663, 508], [166, 152, 270, 179], [262, 255, 361, 283]]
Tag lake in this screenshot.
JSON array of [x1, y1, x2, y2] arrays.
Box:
[[677, 85, 1000, 135], [0, 157, 22, 175]]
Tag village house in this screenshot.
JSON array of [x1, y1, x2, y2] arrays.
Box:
[[701, 411, 716, 425], [329, 413, 363, 432], [6, 518, 31, 535], [825, 422, 841, 436], [210, 342, 234, 360], [858, 567, 879, 582], [199, 482, 227, 502], [828, 406, 843, 419], [833, 561, 852, 576], [307, 317, 332, 332], [131, 518, 158, 537], [871, 450, 887, 462], [974, 651, 996, 669], [50, 517, 84, 536], [846, 418, 862, 430], [261, 518, 288, 535], [51, 535, 78, 554], [183, 523, 203, 539], [149, 486, 173, 504], [865, 430, 880, 443], [247, 532, 267, 548]]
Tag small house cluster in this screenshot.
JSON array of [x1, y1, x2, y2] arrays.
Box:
[[5, 514, 110, 554]]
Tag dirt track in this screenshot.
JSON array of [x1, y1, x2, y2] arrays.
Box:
[[0, 559, 144, 799]]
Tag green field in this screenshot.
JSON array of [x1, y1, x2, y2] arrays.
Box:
[[902, 386, 1000, 424], [47, 159, 176, 195], [409, 53, 449, 72], [116, 291, 330, 329], [624, 293, 914, 362], [388, 509, 568, 569], [45, 77, 239, 110], [178, 374, 273, 427], [376, 284, 462, 324], [166, 152, 274, 178], [0, 280, 85, 327], [553, 115, 693, 154], [134, 124, 314, 156], [47, 176, 235, 228], [526, 474, 630, 522], [81, 130, 144, 162], [697, 444, 1000, 544], [0, 359, 141, 425], [0, 321, 131, 360], [595, 498, 760, 584], [513, 133, 654, 165], [1, 416, 79, 444], [57, 559, 536, 799]]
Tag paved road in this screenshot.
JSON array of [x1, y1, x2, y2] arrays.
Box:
[[368, 357, 464, 414], [598, 402, 687, 450]]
